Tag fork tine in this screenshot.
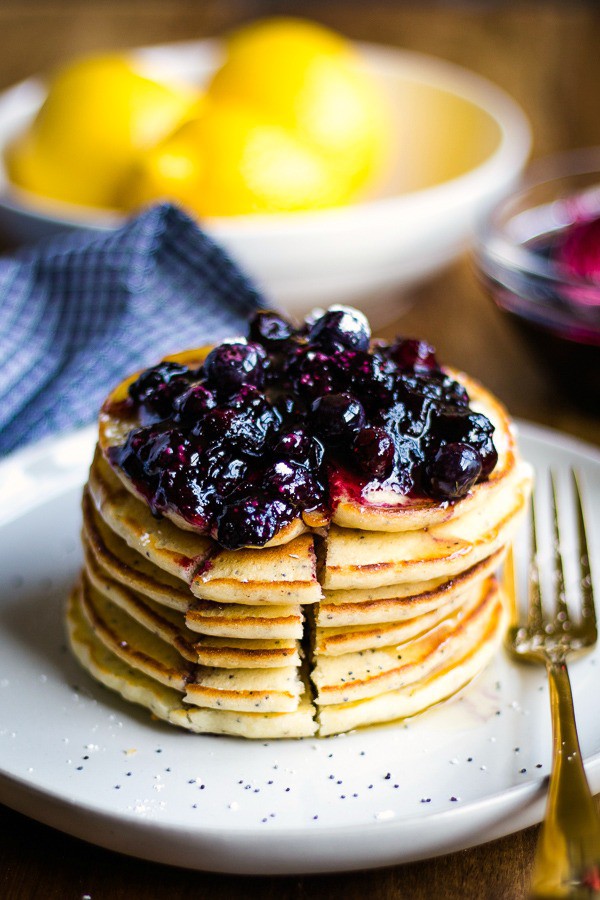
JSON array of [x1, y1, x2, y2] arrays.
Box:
[[572, 468, 597, 635], [528, 487, 543, 634], [550, 472, 570, 630]]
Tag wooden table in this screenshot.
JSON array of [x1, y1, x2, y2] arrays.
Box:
[[1, 3, 599, 898]]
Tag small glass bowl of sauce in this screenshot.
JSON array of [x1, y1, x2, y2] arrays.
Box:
[[475, 148, 600, 410]]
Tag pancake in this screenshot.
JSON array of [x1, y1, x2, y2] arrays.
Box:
[[316, 548, 504, 628], [75, 577, 308, 712], [67, 587, 317, 737], [191, 533, 322, 605], [68, 312, 530, 739], [313, 571, 494, 656], [84, 488, 307, 639], [311, 576, 500, 705], [83, 543, 197, 662], [82, 488, 192, 611], [192, 636, 301, 668], [186, 599, 304, 640], [322, 461, 531, 590], [317, 585, 507, 736], [78, 575, 194, 691], [184, 665, 304, 713]]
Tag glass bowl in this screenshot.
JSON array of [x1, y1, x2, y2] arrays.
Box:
[[475, 147, 600, 410]]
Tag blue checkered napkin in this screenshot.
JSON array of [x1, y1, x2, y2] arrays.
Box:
[[0, 203, 265, 456]]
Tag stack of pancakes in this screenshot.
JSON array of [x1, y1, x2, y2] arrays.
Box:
[[68, 367, 531, 739]]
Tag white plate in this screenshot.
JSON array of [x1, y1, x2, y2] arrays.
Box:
[[0, 422, 598, 875], [0, 40, 530, 314]]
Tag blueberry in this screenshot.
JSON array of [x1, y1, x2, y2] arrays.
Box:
[[476, 436, 498, 477], [203, 340, 267, 395], [310, 393, 366, 447], [293, 349, 339, 400], [389, 338, 438, 372], [273, 429, 324, 469], [225, 385, 265, 413], [216, 497, 292, 549], [431, 409, 498, 476], [308, 305, 371, 352], [109, 426, 189, 481], [399, 372, 468, 408], [262, 460, 324, 509], [273, 396, 299, 423], [393, 435, 426, 494], [200, 408, 271, 457], [174, 383, 216, 421], [128, 361, 189, 406], [248, 310, 296, 348], [380, 395, 433, 441], [205, 449, 248, 498], [349, 351, 396, 408], [353, 426, 395, 479], [154, 467, 217, 525], [127, 362, 191, 419], [425, 442, 483, 500], [199, 408, 237, 445], [142, 428, 191, 476]]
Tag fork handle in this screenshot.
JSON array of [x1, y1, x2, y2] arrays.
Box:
[[530, 659, 600, 898]]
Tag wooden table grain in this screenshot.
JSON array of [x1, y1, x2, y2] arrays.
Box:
[[1, 3, 599, 899]]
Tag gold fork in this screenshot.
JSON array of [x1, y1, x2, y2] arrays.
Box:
[[506, 470, 600, 899]]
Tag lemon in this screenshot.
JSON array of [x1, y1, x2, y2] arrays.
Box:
[[7, 54, 198, 208], [207, 17, 389, 196], [124, 100, 355, 216]]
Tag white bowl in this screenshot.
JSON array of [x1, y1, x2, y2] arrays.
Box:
[[0, 39, 531, 317]]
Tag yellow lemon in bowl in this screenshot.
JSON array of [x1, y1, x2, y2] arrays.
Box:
[[125, 18, 391, 217], [206, 17, 390, 200], [7, 54, 198, 209], [124, 98, 367, 216]]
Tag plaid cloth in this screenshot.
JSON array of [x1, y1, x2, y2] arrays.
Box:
[[0, 204, 265, 456]]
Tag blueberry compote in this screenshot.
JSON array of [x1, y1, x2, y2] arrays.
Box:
[[106, 305, 498, 549]]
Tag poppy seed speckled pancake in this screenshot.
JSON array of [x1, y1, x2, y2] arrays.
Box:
[[311, 575, 501, 705], [322, 462, 531, 590], [82, 488, 192, 611], [192, 636, 302, 669], [317, 582, 507, 737], [315, 549, 504, 629], [84, 488, 306, 640], [67, 315, 531, 738], [83, 547, 303, 667], [313, 568, 497, 656], [78, 575, 194, 692], [67, 587, 317, 737], [83, 544, 197, 662], [74, 580, 308, 714], [185, 599, 304, 640], [184, 665, 305, 713], [190, 533, 322, 605]]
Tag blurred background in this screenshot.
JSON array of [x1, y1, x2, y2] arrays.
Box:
[[0, 0, 600, 431], [2, 0, 597, 154]]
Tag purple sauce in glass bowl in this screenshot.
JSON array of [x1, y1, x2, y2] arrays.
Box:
[[475, 148, 600, 410]]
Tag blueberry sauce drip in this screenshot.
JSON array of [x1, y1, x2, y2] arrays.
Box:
[[106, 305, 499, 549]]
